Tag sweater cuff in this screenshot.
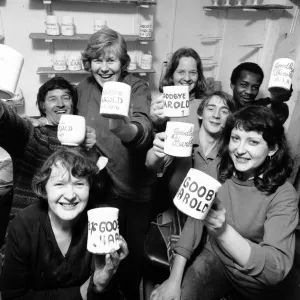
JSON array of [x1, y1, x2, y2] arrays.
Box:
[[173, 245, 193, 260], [121, 121, 144, 148], [233, 239, 265, 276]]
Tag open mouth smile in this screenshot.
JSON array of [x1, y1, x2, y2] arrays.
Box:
[[59, 202, 79, 208]]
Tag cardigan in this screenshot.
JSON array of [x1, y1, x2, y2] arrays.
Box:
[[0, 203, 118, 300]]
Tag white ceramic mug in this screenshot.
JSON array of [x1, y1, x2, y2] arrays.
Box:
[[57, 115, 86, 146], [164, 121, 194, 157], [87, 207, 120, 254], [100, 82, 131, 119], [139, 20, 152, 38], [94, 20, 107, 33], [61, 16, 75, 36], [268, 58, 295, 95], [0, 45, 24, 99], [53, 54, 67, 71], [163, 86, 189, 117], [45, 15, 60, 36], [174, 168, 221, 220], [128, 53, 137, 71], [67, 55, 82, 71], [140, 54, 152, 70]]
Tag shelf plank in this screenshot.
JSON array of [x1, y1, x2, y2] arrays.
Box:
[[29, 33, 154, 42], [203, 5, 293, 11], [45, 0, 157, 5], [37, 67, 155, 75]]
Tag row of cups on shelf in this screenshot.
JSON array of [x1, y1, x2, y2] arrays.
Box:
[[211, 0, 262, 5], [45, 15, 153, 38], [52, 52, 153, 71]]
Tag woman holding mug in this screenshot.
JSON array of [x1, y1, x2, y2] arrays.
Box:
[[151, 105, 299, 300], [150, 47, 207, 131], [77, 27, 155, 299], [0, 148, 128, 300]]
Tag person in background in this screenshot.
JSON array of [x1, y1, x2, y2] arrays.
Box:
[[152, 105, 298, 300], [150, 47, 207, 131], [0, 76, 96, 220], [77, 27, 155, 300], [0, 148, 128, 300], [230, 62, 292, 124]]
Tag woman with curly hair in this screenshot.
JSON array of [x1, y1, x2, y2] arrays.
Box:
[[151, 105, 299, 300]]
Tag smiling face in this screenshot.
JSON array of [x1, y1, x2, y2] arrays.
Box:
[[91, 49, 122, 88], [46, 161, 90, 224], [43, 89, 73, 125], [229, 127, 277, 180], [230, 70, 262, 108], [173, 56, 198, 93], [200, 95, 230, 136]]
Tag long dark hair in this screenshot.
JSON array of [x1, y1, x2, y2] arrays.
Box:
[[159, 47, 207, 99], [218, 105, 293, 194]]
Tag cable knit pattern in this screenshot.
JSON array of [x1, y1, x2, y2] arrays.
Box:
[[0, 101, 64, 217]]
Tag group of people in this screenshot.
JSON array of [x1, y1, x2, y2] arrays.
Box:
[[0, 26, 298, 300]]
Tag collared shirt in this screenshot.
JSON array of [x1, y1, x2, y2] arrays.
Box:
[[192, 130, 220, 180]]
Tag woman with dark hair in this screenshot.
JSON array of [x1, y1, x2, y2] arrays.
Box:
[[0, 148, 128, 300], [151, 106, 299, 300], [150, 47, 207, 130], [77, 27, 155, 300]]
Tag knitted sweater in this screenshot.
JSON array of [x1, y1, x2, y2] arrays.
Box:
[[0, 101, 65, 215]]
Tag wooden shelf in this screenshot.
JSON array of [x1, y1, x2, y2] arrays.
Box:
[[37, 67, 155, 76], [29, 33, 154, 43], [203, 5, 293, 11], [44, 0, 156, 5]]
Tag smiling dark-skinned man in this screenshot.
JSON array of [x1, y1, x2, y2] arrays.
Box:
[[230, 62, 292, 125]]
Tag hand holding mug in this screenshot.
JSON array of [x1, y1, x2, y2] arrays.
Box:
[[150, 94, 169, 125], [153, 132, 168, 159], [203, 197, 227, 238], [93, 236, 129, 292], [82, 126, 96, 149], [270, 84, 293, 104]]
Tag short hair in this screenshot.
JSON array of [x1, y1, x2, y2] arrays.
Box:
[[159, 47, 207, 99], [197, 91, 237, 117], [81, 27, 130, 77], [230, 62, 264, 85], [218, 105, 293, 194], [36, 77, 78, 116], [32, 148, 99, 201]]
